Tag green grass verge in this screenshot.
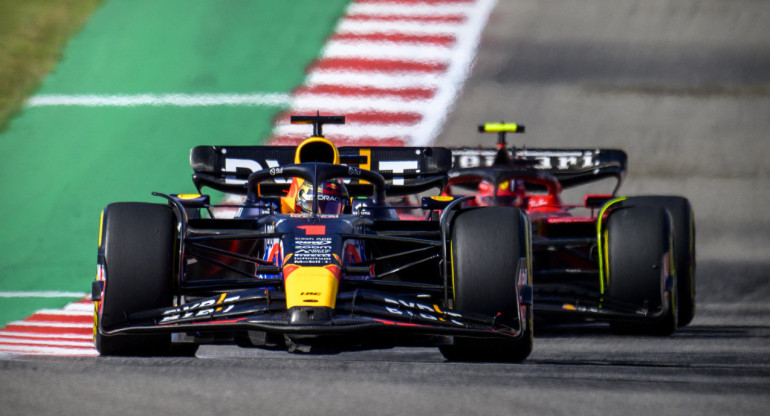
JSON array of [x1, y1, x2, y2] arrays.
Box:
[[0, 0, 103, 132]]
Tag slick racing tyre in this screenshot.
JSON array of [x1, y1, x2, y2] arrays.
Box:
[[95, 202, 195, 356], [629, 196, 696, 327], [440, 207, 533, 362], [606, 203, 678, 335]]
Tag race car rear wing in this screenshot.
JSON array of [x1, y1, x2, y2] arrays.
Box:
[[190, 145, 452, 196], [450, 147, 627, 190]]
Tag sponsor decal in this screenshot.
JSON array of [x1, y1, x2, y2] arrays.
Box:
[[317, 194, 344, 202], [516, 150, 596, 170], [159, 295, 240, 323], [294, 236, 333, 264], [452, 149, 600, 170], [223, 158, 283, 185], [297, 225, 326, 236], [383, 297, 464, 326], [259, 239, 283, 279]]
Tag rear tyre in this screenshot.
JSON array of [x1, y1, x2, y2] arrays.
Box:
[[439, 207, 533, 362], [95, 203, 194, 356], [628, 196, 695, 326], [606, 203, 677, 335]]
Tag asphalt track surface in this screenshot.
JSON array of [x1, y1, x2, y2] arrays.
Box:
[[2, 0, 769, 415]]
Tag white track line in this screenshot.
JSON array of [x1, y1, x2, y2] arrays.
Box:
[[26, 93, 291, 108], [0, 291, 88, 298], [22, 0, 496, 148]]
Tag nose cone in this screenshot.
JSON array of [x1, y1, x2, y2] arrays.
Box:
[[288, 306, 333, 324], [283, 264, 341, 309]]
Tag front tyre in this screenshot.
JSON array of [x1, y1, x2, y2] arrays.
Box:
[[606, 203, 677, 335], [628, 196, 695, 326], [440, 207, 533, 362], [95, 203, 193, 356]]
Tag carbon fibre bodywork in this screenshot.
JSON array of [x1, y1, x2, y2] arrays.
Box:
[[93, 116, 533, 358], [445, 124, 691, 332]]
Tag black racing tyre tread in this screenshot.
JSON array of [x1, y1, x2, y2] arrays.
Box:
[[626, 196, 696, 327], [606, 203, 677, 335], [439, 207, 533, 362], [96, 202, 185, 356]]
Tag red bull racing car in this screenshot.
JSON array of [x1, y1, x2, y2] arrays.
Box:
[[445, 123, 696, 334], [92, 115, 533, 361]]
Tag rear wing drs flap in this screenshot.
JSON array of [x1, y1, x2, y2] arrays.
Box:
[[450, 148, 628, 190], [190, 145, 452, 196]]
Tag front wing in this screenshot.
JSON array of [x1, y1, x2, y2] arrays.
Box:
[[98, 289, 524, 341], [533, 279, 675, 324]]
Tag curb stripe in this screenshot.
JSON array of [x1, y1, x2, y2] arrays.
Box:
[[311, 58, 447, 73], [2, 325, 91, 335], [275, 123, 416, 139], [356, 0, 477, 5], [0, 337, 95, 348], [23, 314, 92, 323], [0, 331, 92, 340], [0, 345, 98, 356], [306, 71, 441, 88], [270, 0, 497, 146], [331, 32, 456, 46], [0, 296, 98, 356], [275, 110, 422, 125], [345, 14, 466, 23], [271, 135, 406, 147], [296, 85, 436, 100], [337, 20, 462, 35], [4, 0, 496, 357], [291, 96, 432, 113], [323, 41, 452, 61], [6, 321, 92, 329], [349, 3, 475, 16]]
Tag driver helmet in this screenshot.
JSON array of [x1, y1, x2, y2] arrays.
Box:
[[476, 179, 524, 207], [295, 179, 350, 214]]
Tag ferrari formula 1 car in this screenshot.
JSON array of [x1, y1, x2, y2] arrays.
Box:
[[445, 123, 695, 334], [92, 115, 533, 361]]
